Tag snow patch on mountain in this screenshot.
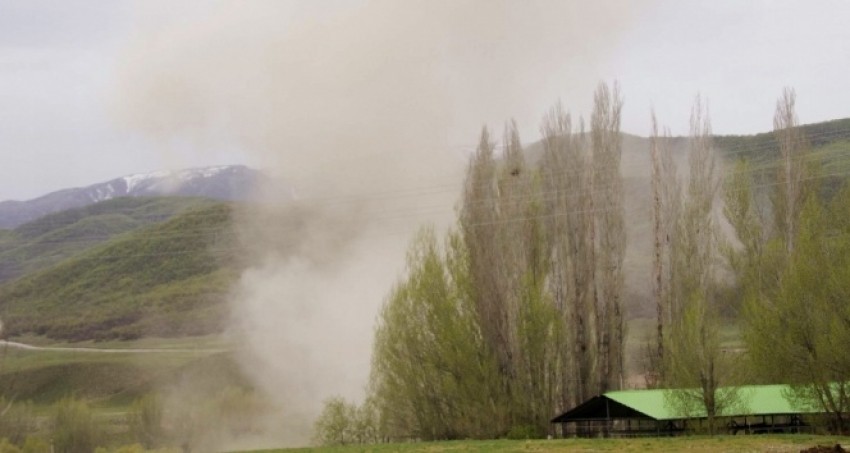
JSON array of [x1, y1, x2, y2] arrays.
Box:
[[120, 167, 233, 196], [123, 170, 170, 193], [0, 165, 273, 229]]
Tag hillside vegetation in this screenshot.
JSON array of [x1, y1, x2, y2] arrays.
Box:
[[0, 197, 218, 283], [715, 117, 850, 161], [0, 200, 241, 341], [716, 117, 850, 199]]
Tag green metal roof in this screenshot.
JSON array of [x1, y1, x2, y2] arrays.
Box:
[[603, 384, 819, 421]]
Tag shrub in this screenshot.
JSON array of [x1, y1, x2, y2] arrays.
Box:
[[52, 398, 100, 453], [0, 438, 21, 453], [505, 424, 545, 440], [128, 395, 163, 448], [0, 400, 37, 444], [164, 385, 268, 452], [21, 437, 50, 453]]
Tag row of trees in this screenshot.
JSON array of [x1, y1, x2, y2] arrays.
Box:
[[0, 397, 173, 453], [650, 88, 850, 434], [647, 97, 741, 435], [315, 86, 850, 442], [731, 90, 850, 433], [368, 82, 629, 439]]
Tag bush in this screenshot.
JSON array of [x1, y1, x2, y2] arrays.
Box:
[[164, 385, 268, 452], [128, 395, 163, 448], [313, 396, 379, 446], [21, 437, 50, 453], [0, 400, 37, 444], [0, 438, 21, 453], [313, 397, 356, 446], [505, 424, 545, 440], [52, 398, 100, 453]]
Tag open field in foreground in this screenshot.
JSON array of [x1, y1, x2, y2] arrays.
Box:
[[0, 335, 240, 407], [244, 435, 850, 453]]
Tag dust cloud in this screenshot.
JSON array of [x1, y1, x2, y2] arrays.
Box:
[[116, 0, 645, 447]]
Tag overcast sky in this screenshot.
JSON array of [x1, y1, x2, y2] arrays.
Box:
[[1, 0, 849, 201]]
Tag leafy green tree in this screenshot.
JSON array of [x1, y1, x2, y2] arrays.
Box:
[[52, 399, 99, 453], [370, 228, 503, 440], [0, 399, 37, 445], [746, 193, 850, 433], [723, 158, 765, 299], [313, 396, 379, 446], [460, 127, 507, 381], [664, 298, 742, 434], [731, 90, 850, 433], [350, 398, 379, 444], [313, 397, 356, 446], [372, 86, 631, 439]]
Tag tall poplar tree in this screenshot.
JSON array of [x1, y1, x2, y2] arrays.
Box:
[[663, 97, 741, 435], [591, 82, 626, 392]]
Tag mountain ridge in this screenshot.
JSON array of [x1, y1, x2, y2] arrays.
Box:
[[1, 117, 849, 340], [0, 165, 265, 229]]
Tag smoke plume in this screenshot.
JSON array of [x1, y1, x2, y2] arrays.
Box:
[[116, 0, 644, 446]]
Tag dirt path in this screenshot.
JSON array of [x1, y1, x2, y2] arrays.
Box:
[[0, 340, 228, 354]]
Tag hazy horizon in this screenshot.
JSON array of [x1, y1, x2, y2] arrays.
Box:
[[2, 1, 850, 201]]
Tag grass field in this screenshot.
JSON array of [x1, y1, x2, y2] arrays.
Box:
[[243, 435, 850, 453], [0, 334, 241, 407]]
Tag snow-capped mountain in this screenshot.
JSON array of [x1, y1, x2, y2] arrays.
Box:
[[0, 165, 266, 228]]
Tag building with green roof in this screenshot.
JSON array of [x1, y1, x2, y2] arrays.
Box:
[[551, 384, 821, 436]]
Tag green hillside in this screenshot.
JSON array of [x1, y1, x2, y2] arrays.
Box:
[[0, 201, 241, 341], [715, 117, 850, 161], [0, 344, 246, 407], [716, 118, 850, 194], [0, 197, 217, 284]]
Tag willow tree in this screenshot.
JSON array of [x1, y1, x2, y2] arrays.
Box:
[[740, 90, 850, 432], [744, 190, 850, 433], [460, 127, 510, 381], [370, 228, 503, 440]]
